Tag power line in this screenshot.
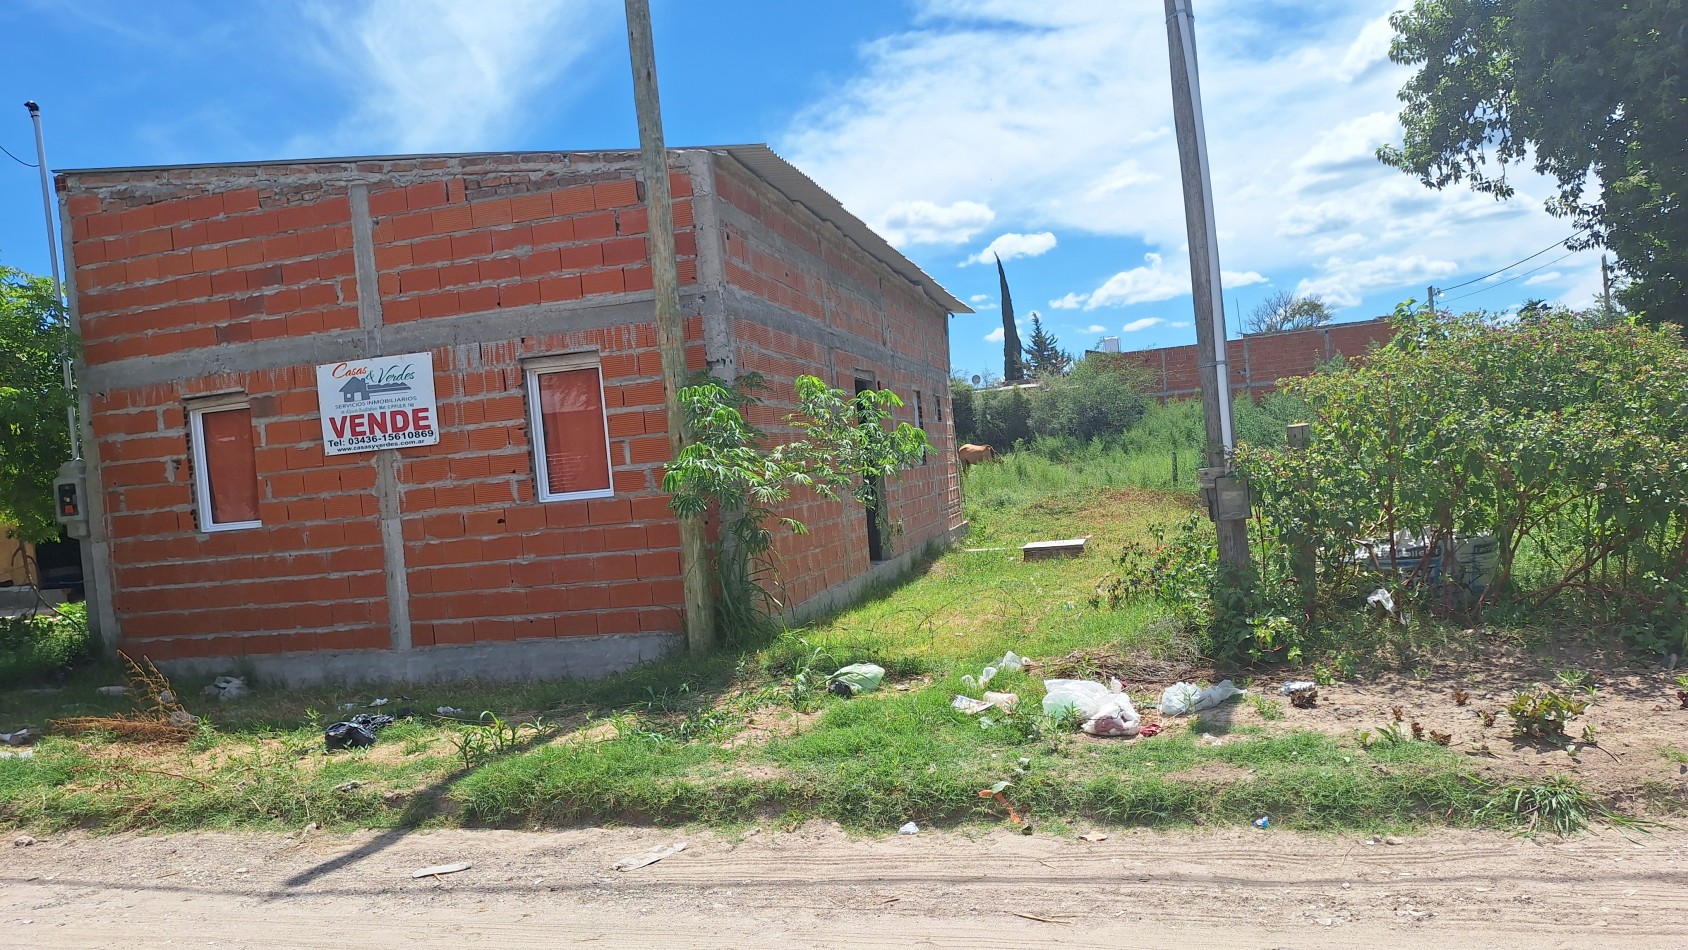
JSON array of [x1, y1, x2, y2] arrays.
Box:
[[1436, 230, 1583, 294], [0, 141, 37, 167], [1445, 248, 1581, 302]]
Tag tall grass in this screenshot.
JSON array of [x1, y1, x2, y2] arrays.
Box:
[[962, 392, 1309, 511]]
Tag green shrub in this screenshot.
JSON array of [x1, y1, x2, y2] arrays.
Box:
[[0, 601, 91, 686], [1237, 306, 1688, 654]]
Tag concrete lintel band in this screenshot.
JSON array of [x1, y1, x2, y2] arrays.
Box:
[[81, 291, 715, 394]]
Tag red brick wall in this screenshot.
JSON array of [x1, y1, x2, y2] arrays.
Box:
[[1107, 319, 1396, 401], [65, 155, 706, 662], [714, 159, 962, 609]]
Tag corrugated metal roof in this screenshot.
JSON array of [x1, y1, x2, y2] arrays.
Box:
[[59, 143, 971, 316], [713, 145, 971, 315]]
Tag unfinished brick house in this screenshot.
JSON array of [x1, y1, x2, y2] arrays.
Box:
[[58, 146, 969, 684]]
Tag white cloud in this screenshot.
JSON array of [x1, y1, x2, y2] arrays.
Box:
[[780, 1, 1594, 320], [969, 293, 992, 304], [962, 231, 1058, 266], [1084, 253, 1187, 310], [877, 199, 995, 245], [1524, 271, 1563, 286], [1335, 13, 1397, 83], [983, 326, 1006, 343], [1296, 254, 1459, 308], [1222, 270, 1269, 288], [301, 0, 613, 153], [1121, 317, 1167, 333], [1083, 324, 1107, 334]]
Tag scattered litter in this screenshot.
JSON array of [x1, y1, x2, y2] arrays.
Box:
[[340, 703, 360, 710], [158, 690, 176, 704], [1078, 832, 1109, 842], [952, 695, 995, 715], [368, 697, 389, 707], [1138, 722, 1164, 738], [991, 651, 1026, 672], [411, 862, 471, 879], [166, 710, 197, 728], [324, 713, 397, 751], [1044, 678, 1140, 737], [334, 781, 364, 793], [435, 706, 465, 716], [613, 841, 686, 871], [1, 728, 39, 747], [1367, 588, 1404, 623], [897, 822, 920, 836], [0, 749, 32, 759], [201, 676, 248, 702], [983, 691, 1019, 713], [1384, 836, 1405, 846], [828, 664, 885, 697], [96, 686, 129, 697], [1254, 816, 1271, 829], [1159, 680, 1243, 715], [13, 835, 36, 847], [1279, 681, 1319, 708]]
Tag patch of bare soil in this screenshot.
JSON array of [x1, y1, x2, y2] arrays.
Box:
[[5, 824, 1684, 949], [1229, 639, 1688, 802], [720, 706, 820, 749]]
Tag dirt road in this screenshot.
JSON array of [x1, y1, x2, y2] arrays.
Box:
[[4, 824, 1684, 949]]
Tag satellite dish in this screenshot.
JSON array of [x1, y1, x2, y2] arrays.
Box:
[[971, 375, 981, 385]]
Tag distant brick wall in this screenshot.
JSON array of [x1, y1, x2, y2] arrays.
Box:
[[1105, 319, 1395, 401]]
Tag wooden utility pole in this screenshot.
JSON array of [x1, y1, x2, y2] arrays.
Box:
[[1600, 255, 1612, 312], [1164, 0, 1248, 571], [1427, 284, 1437, 314], [625, 0, 714, 654]]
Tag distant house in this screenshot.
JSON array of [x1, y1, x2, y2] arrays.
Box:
[[61, 145, 970, 685]]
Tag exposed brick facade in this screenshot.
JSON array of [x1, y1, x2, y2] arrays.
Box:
[[60, 147, 967, 683], [1102, 319, 1395, 401]]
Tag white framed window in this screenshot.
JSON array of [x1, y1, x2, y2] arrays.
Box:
[[188, 395, 262, 532], [524, 352, 615, 502]]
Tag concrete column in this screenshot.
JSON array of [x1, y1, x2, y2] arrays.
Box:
[[350, 184, 412, 652]]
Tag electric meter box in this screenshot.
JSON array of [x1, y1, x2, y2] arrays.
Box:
[[54, 458, 90, 539]]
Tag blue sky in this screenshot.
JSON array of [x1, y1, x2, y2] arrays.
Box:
[[1, 1, 1604, 381]]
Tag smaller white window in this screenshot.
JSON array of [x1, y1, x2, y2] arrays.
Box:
[[524, 353, 615, 502], [188, 396, 262, 532]]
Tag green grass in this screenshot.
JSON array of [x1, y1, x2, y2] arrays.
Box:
[[0, 440, 1618, 836]]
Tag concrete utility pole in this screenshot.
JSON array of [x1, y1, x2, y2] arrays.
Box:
[[1164, 0, 1248, 571], [624, 0, 714, 654]]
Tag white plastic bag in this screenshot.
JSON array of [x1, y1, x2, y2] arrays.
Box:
[[1042, 678, 1139, 737], [1042, 678, 1119, 718], [1158, 679, 1243, 715], [1081, 695, 1140, 737], [829, 663, 885, 695]]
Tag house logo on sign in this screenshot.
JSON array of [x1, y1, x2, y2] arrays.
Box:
[[339, 376, 412, 403]]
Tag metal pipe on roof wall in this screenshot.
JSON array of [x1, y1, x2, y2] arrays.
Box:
[[26, 100, 81, 461]]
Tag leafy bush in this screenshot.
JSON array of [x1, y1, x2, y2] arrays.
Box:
[[663, 373, 928, 641], [0, 601, 91, 686], [1506, 688, 1589, 743], [1027, 358, 1151, 443], [1236, 306, 1688, 654]]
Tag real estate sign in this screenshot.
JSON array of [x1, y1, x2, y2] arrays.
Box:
[[315, 352, 440, 455]]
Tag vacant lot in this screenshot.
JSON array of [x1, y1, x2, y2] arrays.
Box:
[[3, 445, 1685, 836]]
